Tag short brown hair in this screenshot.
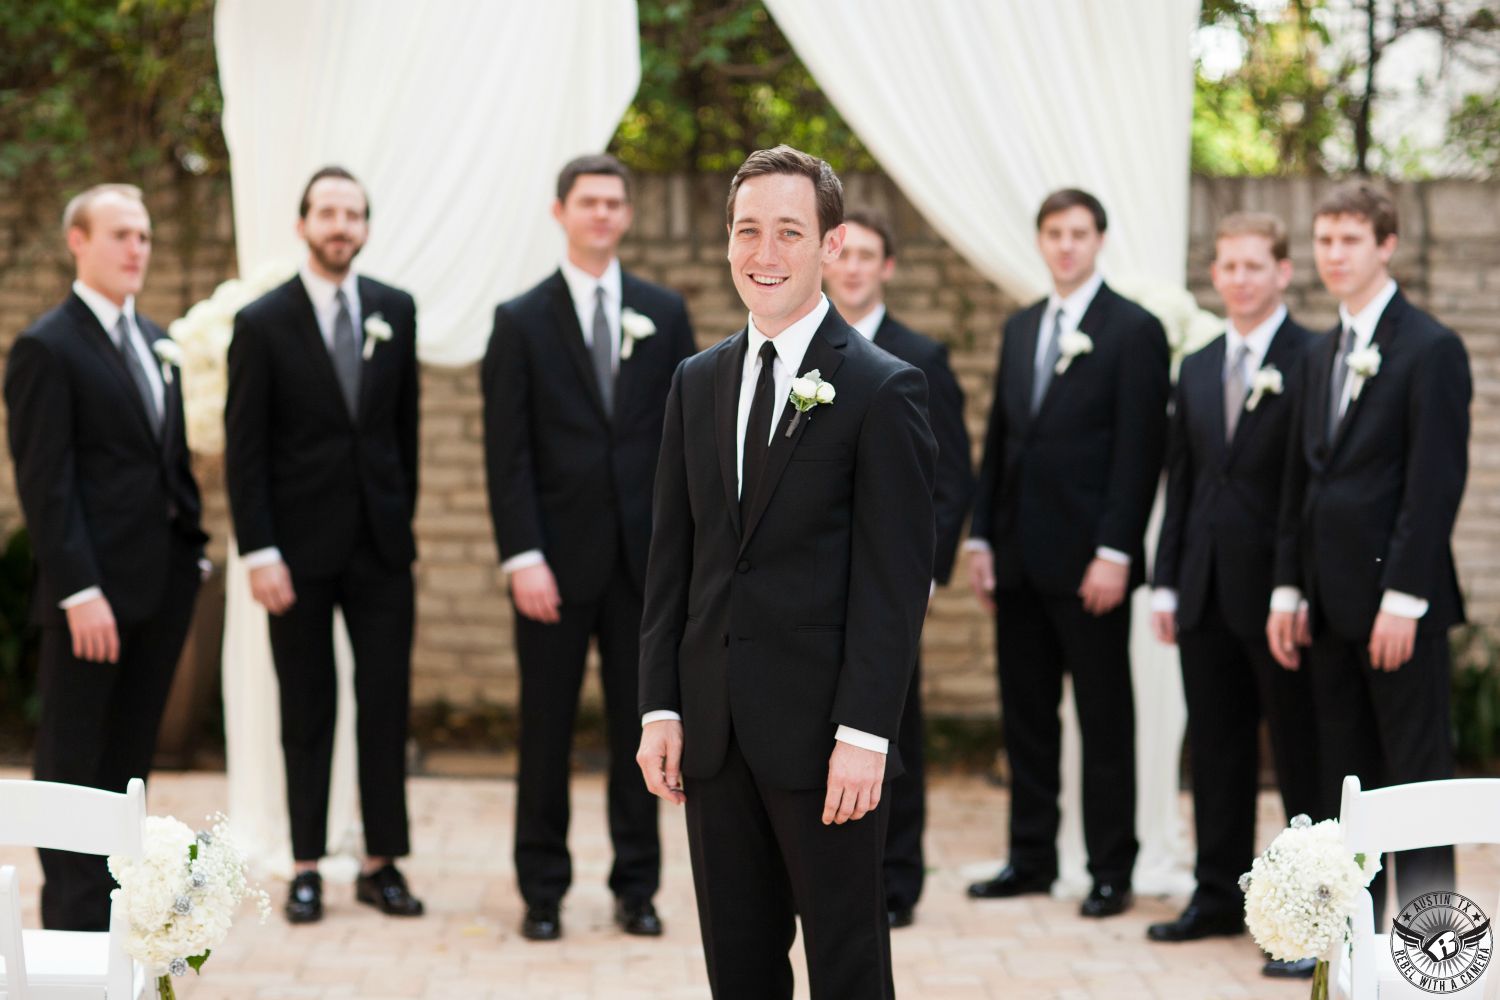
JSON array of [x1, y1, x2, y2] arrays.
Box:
[[725, 145, 844, 238], [62, 183, 145, 236], [1315, 181, 1398, 243], [1214, 211, 1289, 261], [1036, 188, 1107, 233], [843, 208, 896, 260], [300, 166, 369, 219], [556, 154, 632, 203]]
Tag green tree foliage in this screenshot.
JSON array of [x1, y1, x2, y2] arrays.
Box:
[[1449, 93, 1500, 173]]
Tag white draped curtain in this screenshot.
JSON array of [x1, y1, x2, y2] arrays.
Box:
[[763, 0, 1201, 896], [214, 0, 641, 878]]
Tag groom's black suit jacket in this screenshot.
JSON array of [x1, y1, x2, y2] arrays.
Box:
[[225, 275, 420, 576], [638, 308, 937, 790], [1155, 315, 1317, 639], [5, 293, 206, 626], [1274, 290, 1469, 640]]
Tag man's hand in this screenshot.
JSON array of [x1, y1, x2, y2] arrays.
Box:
[[636, 719, 685, 805], [1078, 558, 1128, 616], [249, 560, 297, 615], [1369, 611, 1417, 672], [1267, 609, 1303, 669], [967, 547, 996, 615], [66, 595, 119, 663], [823, 741, 886, 825], [511, 562, 562, 624], [1151, 610, 1177, 645]]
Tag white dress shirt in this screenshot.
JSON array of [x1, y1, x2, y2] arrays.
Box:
[[848, 303, 885, 342]]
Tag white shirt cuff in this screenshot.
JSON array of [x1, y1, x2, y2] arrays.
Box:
[[834, 725, 889, 754], [963, 538, 991, 553], [1096, 547, 1130, 566], [59, 586, 103, 610], [1270, 586, 1303, 614], [641, 710, 682, 727], [240, 547, 283, 570], [501, 549, 546, 575], [1381, 590, 1430, 619], [1150, 588, 1178, 613]]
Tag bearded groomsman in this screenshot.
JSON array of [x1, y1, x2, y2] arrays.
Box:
[[823, 208, 974, 929], [226, 166, 424, 923], [965, 189, 1169, 918], [5, 183, 207, 930], [483, 154, 696, 941], [1269, 182, 1469, 922], [1146, 213, 1322, 975]]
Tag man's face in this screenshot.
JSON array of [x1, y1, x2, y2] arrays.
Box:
[[823, 220, 894, 319], [1210, 233, 1291, 327], [1313, 213, 1396, 306], [297, 177, 369, 277], [552, 173, 632, 258], [1036, 205, 1104, 292], [69, 194, 152, 306], [728, 173, 844, 336]]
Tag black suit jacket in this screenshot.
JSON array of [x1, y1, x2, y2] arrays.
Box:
[[1275, 290, 1469, 640], [482, 269, 696, 602], [638, 307, 937, 790], [970, 282, 1170, 594], [1154, 315, 1317, 638], [871, 313, 974, 585], [5, 293, 206, 626], [225, 275, 420, 577]]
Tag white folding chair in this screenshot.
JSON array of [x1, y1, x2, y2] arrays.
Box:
[[0, 778, 146, 999], [0, 865, 29, 1000], [1330, 774, 1500, 999]]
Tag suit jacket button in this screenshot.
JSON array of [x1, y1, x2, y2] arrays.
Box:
[[736, 559, 751, 574]]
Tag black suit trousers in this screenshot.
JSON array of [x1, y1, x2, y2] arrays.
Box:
[[686, 734, 894, 1000], [34, 537, 200, 930], [884, 651, 926, 911], [268, 533, 414, 861], [512, 558, 659, 905], [995, 585, 1138, 884]]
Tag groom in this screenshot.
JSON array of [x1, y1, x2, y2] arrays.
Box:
[[636, 145, 936, 999]]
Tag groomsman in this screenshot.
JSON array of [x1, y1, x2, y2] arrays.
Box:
[[823, 208, 974, 929], [1269, 182, 1469, 921], [1147, 213, 1322, 967], [226, 166, 424, 923], [636, 144, 935, 1000], [5, 184, 207, 929], [483, 154, 696, 941], [966, 189, 1169, 917]]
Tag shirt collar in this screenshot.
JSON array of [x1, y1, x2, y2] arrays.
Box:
[[848, 303, 886, 342], [559, 256, 621, 309], [747, 294, 831, 376], [1225, 303, 1287, 372], [299, 264, 359, 314], [1338, 279, 1398, 348], [1046, 270, 1104, 327], [72, 280, 135, 341]]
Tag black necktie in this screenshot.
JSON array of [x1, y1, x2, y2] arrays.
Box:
[[741, 340, 778, 516], [114, 315, 162, 440]]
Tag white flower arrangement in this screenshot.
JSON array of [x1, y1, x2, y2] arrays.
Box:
[[1054, 329, 1093, 375], [619, 307, 657, 360], [151, 338, 183, 386], [108, 814, 271, 1000], [362, 313, 393, 361], [786, 368, 835, 436], [1346, 343, 1382, 400], [1245, 365, 1284, 411], [1109, 278, 1225, 365]]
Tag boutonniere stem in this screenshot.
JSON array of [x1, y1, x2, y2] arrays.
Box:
[[785, 369, 836, 437]]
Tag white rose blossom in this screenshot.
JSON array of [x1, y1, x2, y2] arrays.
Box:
[[152, 339, 183, 385], [1054, 329, 1094, 375], [785, 368, 835, 436], [362, 313, 393, 361], [619, 307, 657, 360], [1245, 365, 1284, 411], [1346, 343, 1382, 399]]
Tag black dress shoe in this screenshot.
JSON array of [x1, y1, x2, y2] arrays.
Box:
[[966, 865, 1054, 899], [614, 898, 663, 936], [522, 903, 562, 941], [355, 863, 425, 917], [1079, 882, 1132, 918], [887, 906, 915, 929], [1146, 904, 1245, 941], [1262, 957, 1317, 978], [284, 871, 323, 924]]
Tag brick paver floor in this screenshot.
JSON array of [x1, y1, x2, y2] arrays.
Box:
[[4, 768, 1496, 998]]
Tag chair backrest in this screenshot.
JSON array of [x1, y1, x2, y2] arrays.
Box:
[[0, 780, 144, 858], [0, 865, 30, 1000], [1339, 775, 1500, 856]]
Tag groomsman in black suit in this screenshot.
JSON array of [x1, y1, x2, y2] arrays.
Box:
[[965, 189, 1169, 917], [483, 154, 696, 941], [823, 208, 974, 929], [1269, 182, 1469, 922], [5, 184, 207, 929], [226, 166, 424, 923], [1146, 213, 1322, 966], [636, 145, 935, 1000]]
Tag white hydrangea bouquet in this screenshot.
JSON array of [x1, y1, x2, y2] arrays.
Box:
[[108, 814, 271, 1000], [1240, 814, 1381, 999]]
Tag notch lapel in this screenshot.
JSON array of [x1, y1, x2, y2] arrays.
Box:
[[714, 332, 746, 537], [548, 273, 609, 424], [1227, 320, 1293, 464], [613, 273, 647, 421], [1012, 304, 1042, 429], [66, 295, 159, 445], [1330, 293, 1403, 455], [285, 277, 356, 427], [1035, 285, 1111, 425], [1199, 336, 1230, 466]]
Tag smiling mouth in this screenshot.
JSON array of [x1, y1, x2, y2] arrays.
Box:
[[751, 274, 787, 287]]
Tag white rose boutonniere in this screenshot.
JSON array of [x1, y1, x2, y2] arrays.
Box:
[[1346, 343, 1381, 400], [1244, 365, 1283, 411], [1054, 329, 1094, 375], [152, 338, 183, 385], [785, 368, 835, 437], [362, 313, 393, 361], [619, 307, 657, 360]]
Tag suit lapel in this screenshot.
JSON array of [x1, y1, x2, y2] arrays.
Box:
[[1012, 305, 1042, 429], [614, 272, 644, 418], [139, 320, 181, 462], [1035, 285, 1110, 424], [1198, 336, 1230, 466], [1227, 318, 1294, 463], [714, 332, 746, 537], [548, 272, 609, 424], [355, 277, 384, 425], [285, 277, 355, 427], [1331, 292, 1403, 454], [66, 294, 159, 445]]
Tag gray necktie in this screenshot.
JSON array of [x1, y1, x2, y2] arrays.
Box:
[[332, 289, 361, 419], [1224, 342, 1249, 443], [1032, 308, 1064, 414], [1327, 325, 1356, 441], [591, 286, 614, 416], [114, 315, 162, 440]]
